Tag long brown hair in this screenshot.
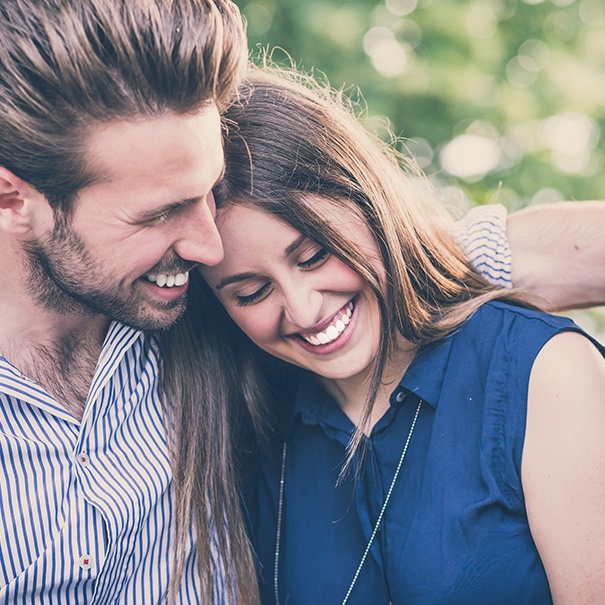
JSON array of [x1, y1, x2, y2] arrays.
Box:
[[161, 63, 535, 600], [159, 278, 267, 603], [208, 65, 535, 459]]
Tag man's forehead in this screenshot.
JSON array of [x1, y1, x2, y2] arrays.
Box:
[[83, 108, 224, 179]]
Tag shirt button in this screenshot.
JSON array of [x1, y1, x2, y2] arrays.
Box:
[[77, 453, 90, 467], [78, 554, 94, 570], [395, 391, 405, 403]]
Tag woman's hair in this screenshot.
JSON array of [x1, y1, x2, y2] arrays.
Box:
[[160, 63, 535, 592], [211, 64, 534, 456], [159, 276, 267, 604]]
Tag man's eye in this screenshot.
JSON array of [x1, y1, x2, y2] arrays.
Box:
[[298, 247, 329, 269], [235, 283, 271, 307], [152, 211, 171, 223]]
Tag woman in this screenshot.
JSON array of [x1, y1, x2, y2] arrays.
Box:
[[168, 67, 605, 604]]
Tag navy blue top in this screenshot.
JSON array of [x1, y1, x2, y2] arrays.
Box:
[[244, 301, 605, 605]]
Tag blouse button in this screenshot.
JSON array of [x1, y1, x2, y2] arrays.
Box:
[[78, 554, 94, 570], [77, 453, 90, 467]]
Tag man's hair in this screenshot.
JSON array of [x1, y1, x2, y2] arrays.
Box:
[[0, 0, 247, 215]]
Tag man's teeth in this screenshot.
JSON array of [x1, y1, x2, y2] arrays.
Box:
[[302, 302, 354, 346], [146, 271, 189, 288]]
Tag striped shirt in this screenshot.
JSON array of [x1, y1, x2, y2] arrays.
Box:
[[0, 321, 227, 604], [454, 203, 512, 289]]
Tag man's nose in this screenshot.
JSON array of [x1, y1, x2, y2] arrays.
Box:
[[172, 196, 224, 267]]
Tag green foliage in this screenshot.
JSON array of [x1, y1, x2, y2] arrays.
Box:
[[236, 0, 605, 336], [237, 0, 605, 205]]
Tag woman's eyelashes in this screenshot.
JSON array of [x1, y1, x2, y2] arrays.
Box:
[[235, 283, 272, 307], [297, 246, 329, 269], [233, 246, 331, 307]]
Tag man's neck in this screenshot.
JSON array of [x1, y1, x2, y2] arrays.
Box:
[[0, 293, 110, 420]]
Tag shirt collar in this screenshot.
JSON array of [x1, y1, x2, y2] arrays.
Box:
[[398, 331, 456, 410], [0, 321, 149, 422], [289, 329, 457, 430]]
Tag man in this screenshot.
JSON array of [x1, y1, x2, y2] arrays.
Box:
[[0, 1, 254, 603]]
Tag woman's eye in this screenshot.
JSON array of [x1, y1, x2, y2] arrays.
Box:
[[235, 283, 271, 307], [298, 247, 329, 269]]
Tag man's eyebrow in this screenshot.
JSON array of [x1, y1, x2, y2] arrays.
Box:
[[215, 235, 308, 290], [136, 162, 225, 223], [134, 197, 198, 222]]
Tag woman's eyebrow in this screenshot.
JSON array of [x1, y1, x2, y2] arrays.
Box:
[[284, 234, 306, 257], [215, 272, 259, 290], [215, 234, 309, 290]]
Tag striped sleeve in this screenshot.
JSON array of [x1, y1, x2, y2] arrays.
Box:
[[453, 204, 512, 289]]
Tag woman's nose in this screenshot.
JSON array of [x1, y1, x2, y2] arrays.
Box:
[[282, 287, 324, 330]]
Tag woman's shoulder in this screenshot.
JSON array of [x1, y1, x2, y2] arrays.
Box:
[[445, 299, 603, 389], [469, 299, 576, 331], [459, 299, 587, 352]]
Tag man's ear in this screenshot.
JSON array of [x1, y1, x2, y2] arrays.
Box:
[[0, 167, 49, 234]]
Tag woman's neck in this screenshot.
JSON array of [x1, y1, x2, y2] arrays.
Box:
[[320, 339, 418, 434]]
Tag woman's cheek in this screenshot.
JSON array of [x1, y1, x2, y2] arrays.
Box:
[[230, 307, 280, 346]]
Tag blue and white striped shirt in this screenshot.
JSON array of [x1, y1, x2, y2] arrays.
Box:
[[454, 203, 512, 289], [0, 321, 226, 604]]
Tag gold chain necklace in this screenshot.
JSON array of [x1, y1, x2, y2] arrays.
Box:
[[273, 397, 423, 605]]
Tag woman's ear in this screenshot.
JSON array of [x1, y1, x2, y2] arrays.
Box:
[[0, 167, 49, 235]]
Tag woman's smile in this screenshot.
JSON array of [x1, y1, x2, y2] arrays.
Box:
[[199, 204, 383, 387], [291, 299, 356, 352]]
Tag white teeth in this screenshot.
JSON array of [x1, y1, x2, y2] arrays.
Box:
[[300, 301, 355, 346], [326, 326, 338, 340], [146, 271, 189, 288]]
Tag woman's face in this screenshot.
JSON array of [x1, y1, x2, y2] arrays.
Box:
[[199, 202, 383, 385]]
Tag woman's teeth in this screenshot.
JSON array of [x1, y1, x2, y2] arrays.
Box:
[[302, 302, 354, 346], [146, 271, 189, 288]]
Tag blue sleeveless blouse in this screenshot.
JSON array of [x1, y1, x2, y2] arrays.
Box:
[[244, 301, 604, 605]]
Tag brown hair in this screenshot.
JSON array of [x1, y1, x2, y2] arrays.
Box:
[[213, 65, 535, 459], [161, 63, 535, 596], [0, 0, 246, 216], [0, 0, 256, 602]]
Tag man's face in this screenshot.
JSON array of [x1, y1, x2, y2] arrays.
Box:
[[25, 106, 225, 331]]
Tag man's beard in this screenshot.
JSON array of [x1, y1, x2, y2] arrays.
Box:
[[22, 216, 188, 331]]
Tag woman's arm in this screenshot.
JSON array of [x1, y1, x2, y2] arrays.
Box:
[[508, 202, 605, 310], [522, 331, 605, 603]]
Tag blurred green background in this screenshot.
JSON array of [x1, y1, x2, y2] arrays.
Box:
[[235, 0, 605, 338]]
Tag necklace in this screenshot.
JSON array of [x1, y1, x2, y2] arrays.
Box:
[[273, 397, 423, 605]]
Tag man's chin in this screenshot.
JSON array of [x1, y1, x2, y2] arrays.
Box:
[[117, 297, 187, 332]]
